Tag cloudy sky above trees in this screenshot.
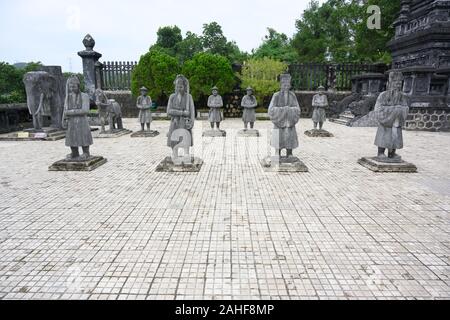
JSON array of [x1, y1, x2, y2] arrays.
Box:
[[0, 0, 324, 72]]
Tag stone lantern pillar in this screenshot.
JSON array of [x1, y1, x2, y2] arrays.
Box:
[[78, 34, 102, 99]]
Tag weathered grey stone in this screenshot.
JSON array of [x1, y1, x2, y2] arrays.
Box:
[[156, 156, 203, 173], [358, 157, 417, 173], [96, 129, 132, 139], [137, 87, 153, 131], [78, 34, 102, 99], [304, 129, 334, 137], [95, 89, 126, 133], [207, 87, 224, 129], [260, 156, 309, 173], [241, 87, 258, 130], [0, 127, 65, 141], [131, 130, 160, 138], [49, 156, 107, 172], [202, 129, 227, 137], [237, 129, 260, 137]]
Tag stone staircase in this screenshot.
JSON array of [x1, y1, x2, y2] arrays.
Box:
[[329, 110, 356, 126]]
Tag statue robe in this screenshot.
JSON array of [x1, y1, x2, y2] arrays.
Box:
[[241, 95, 257, 123], [167, 93, 196, 148], [312, 93, 328, 123], [64, 92, 93, 147], [137, 95, 152, 124], [268, 91, 301, 150], [207, 95, 223, 123], [374, 90, 409, 150]]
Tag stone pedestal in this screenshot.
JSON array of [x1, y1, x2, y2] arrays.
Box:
[[203, 130, 226, 137], [131, 130, 160, 138], [156, 156, 204, 173], [95, 129, 132, 139], [49, 156, 107, 172], [358, 157, 417, 173], [304, 129, 334, 137], [0, 127, 66, 141], [260, 156, 309, 173], [237, 129, 260, 137]]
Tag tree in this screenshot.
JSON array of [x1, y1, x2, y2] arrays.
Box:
[[131, 49, 181, 99], [181, 52, 236, 101], [201, 22, 246, 63], [240, 58, 288, 107], [153, 26, 183, 56], [0, 61, 42, 104], [253, 28, 298, 63], [176, 31, 204, 63]]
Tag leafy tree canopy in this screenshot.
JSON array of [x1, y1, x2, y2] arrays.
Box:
[[0, 61, 42, 104], [253, 28, 298, 64]]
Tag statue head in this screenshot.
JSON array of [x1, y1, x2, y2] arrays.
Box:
[[174, 75, 189, 95], [67, 76, 81, 95], [140, 86, 148, 96], [388, 71, 403, 91], [317, 85, 325, 93], [246, 87, 254, 95], [212, 86, 219, 96], [280, 73, 292, 92]]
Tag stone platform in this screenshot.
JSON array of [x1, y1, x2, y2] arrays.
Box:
[[49, 156, 107, 172], [156, 156, 204, 173], [0, 128, 66, 141], [358, 157, 417, 173], [304, 129, 334, 137], [237, 129, 260, 137], [203, 130, 227, 137], [260, 156, 309, 173], [131, 130, 160, 138], [95, 129, 132, 139]]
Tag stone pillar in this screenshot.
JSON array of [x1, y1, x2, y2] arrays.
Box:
[[78, 34, 102, 99], [94, 61, 103, 90]]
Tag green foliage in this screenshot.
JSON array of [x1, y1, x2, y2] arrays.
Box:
[[0, 61, 42, 104], [201, 22, 246, 63], [253, 28, 298, 64], [131, 49, 181, 99], [181, 52, 236, 101], [154, 26, 183, 55], [239, 58, 288, 106], [176, 32, 204, 63]]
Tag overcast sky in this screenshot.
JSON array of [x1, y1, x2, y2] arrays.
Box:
[[0, 0, 324, 73]]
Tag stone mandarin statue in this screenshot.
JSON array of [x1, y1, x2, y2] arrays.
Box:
[[63, 76, 94, 160], [167, 75, 196, 157], [312, 86, 328, 130], [137, 86, 153, 132], [207, 87, 224, 130], [268, 73, 301, 158], [241, 87, 258, 130], [373, 71, 409, 161]]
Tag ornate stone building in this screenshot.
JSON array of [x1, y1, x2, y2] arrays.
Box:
[[387, 0, 450, 131]]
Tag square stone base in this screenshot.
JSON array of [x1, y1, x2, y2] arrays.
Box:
[[304, 129, 334, 137], [260, 156, 309, 173], [156, 156, 204, 173], [237, 129, 260, 137], [203, 130, 227, 137], [358, 157, 417, 173], [96, 129, 132, 139], [49, 156, 107, 172], [0, 128, 66, 141], [131, 130, 160, 138]]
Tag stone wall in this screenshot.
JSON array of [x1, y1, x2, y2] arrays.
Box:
[[406, 107, 450, 132], [0, 103, 31, 133], [104, 90, 353, 119]]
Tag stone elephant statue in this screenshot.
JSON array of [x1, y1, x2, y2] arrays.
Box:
[[23, 71, 63, 130]]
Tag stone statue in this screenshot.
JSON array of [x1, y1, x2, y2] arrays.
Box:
[[63, 76, 94, 160], [268, 73, 301, 157], [312, 86, 328, 130], [208, 86, 224, 130], [137, 86, 153, 132], [241, 87, 257, 130], [167, 75, 196, 157], [95, 89, 124, 134], [373, 71, 409, 161]]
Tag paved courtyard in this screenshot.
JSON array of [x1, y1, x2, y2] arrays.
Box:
[[0, 119, 449, 300]]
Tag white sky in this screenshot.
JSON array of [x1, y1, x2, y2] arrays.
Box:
[[0, 0, 324, 73]]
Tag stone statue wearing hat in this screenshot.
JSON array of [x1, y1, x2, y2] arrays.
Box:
[[207, 87, 224, 130], [312, 86, 328, 130], [268, 73, 301, 158], [63, 76, 94, 160], [137, 86, 153, 132], [241, 87, 258, 130], [373, 71, 409, 161]]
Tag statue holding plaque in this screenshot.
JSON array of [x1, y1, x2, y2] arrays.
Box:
[[261, 73, 308, 172], [49, 76, 106, 171], [131, 86, 159, 138], [238, 87, 260, 137], [358, 72, 417, 172], [156, 75, 203, 172], [305, 86, 333, 137], [203, 87, 226, 137]]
